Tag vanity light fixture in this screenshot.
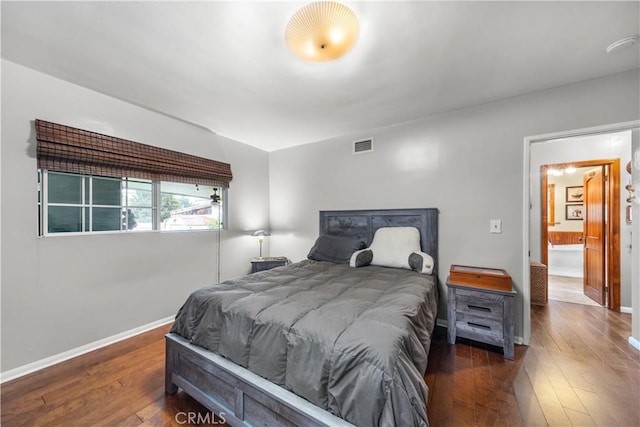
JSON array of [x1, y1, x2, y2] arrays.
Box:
[[547, 166, 577, 176], [285, 1, 359, 62]]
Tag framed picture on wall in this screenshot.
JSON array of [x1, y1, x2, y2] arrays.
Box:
[[566, 204, 584, 220], [566, 186, 584, 203]]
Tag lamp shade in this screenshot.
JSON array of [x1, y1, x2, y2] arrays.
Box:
[[285, 1, 359, 62], [252, 229, 271, 237]]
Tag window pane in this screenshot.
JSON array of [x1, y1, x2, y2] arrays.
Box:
[[127, 208, 153, 231], [92, 207, 122, 231], [48, 173, 82, 204], [93, 177, 122, 206], [160, 182, 220, 231], [84, 177, 90, 204], [126, 181, 153, 208], [48, 206, 82, 233]]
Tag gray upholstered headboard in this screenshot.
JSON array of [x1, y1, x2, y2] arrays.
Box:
[[319, 208, 439, 272]]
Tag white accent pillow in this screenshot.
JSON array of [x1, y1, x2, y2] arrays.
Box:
[[369, 227, 421, 270]]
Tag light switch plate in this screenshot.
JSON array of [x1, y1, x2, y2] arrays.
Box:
[[490, 219, 502, 234]]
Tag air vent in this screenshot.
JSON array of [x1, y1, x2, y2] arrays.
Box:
[[353, 138, 374, 154]]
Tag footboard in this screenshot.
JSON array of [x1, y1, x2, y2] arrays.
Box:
[[165, 333, 354, 427]]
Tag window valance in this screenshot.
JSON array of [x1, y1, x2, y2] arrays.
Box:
[[35, 119, 233, 188]]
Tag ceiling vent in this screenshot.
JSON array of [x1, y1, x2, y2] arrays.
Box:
[[353, 138, 374, 154]]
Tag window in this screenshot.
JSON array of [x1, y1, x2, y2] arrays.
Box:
[[35, 120, 231, 236], [38, 170, 223, 235], [34, 120, 231, 236], [160, 182, 222, 231]]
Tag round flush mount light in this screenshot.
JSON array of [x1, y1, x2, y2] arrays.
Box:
[[606, 35, 639, 54], [285, 1, 359, 62]]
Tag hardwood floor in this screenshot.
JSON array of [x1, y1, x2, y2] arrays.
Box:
[[0, 324, 216, 427], [426, 301, 639, 426], [548, 275, 601, 307], [2, 301, 638, 426]]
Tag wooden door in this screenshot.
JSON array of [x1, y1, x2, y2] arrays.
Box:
[[583, 167, 606, 305]]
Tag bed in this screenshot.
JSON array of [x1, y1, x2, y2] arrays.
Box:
[[166, 208, 439, 426]]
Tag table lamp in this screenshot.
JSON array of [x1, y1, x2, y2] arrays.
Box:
[[252, 230, 270, 258]]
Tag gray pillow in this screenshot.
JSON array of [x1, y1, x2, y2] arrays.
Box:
[[307, 234, 367, 264], [351, 249, 373, 267], [408, 251, 434, 274]]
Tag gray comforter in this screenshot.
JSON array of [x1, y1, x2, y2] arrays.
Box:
[[171, 260, 438, 427]]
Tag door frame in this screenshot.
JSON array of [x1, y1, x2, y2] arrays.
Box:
[[540, 158, 620, 310], [522, 120, 639, 346]]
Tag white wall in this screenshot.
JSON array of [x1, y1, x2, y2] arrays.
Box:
[[269, 70, 640, 339], [531, 132, 632, 307], [0, 60, 270, 372]]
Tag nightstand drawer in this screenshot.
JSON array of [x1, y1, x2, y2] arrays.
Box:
[[457, 287, 507, 304], [251, 257, 288, 273], [455, 312, 504, 345], [455, 293, 503, 322]]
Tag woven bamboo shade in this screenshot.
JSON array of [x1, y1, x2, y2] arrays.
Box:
[[35, 119, 232, 187]]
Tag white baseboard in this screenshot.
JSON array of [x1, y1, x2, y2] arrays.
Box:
[[0, 315, 175, 384], [629, 336, 640, 352], [620, 306, 632, 314], [435, 318, 525, 346]]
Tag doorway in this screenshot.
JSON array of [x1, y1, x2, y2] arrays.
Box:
[[522, 121, 639, 346], [541, 159, 621, 309]]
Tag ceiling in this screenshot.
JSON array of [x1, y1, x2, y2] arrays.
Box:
[[2, 1, 639, 152]]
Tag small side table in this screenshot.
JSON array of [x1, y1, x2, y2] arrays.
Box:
[[251, 257, 288, 273], [447, 279, 517, 360]]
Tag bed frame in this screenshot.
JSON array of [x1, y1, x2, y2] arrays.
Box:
[[165, 208, 439, 427]]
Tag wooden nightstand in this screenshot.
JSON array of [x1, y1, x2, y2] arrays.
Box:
[[447, 278, 517, 360], [250, 257, 288, 273]]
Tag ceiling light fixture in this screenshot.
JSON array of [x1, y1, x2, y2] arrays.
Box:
[[285, 1, 359, 62]]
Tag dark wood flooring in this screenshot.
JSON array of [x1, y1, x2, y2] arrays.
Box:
[[2, 300, 638, 426], [426, 302, 639, 426]]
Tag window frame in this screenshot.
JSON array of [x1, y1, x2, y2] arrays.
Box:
[[38, 169, 225, 237]]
